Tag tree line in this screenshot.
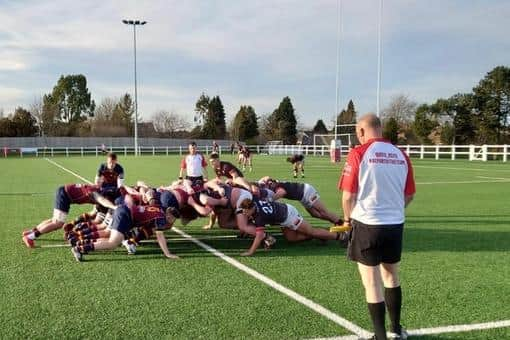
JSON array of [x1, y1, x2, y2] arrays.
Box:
[[1, 66, 509, 145]]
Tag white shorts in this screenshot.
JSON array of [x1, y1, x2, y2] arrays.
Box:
[[300, 184, 319, 209], [52, 209, 68, 223], [280, 204, 303, 230], [235, 190, 253, 212]]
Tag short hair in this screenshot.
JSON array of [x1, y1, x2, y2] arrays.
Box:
[[209, 152, 220, 160], [358, 113, 382, 129], [239, 198, 255, 210], [107, 152, 117, 160], [189, 141, 197, 147]]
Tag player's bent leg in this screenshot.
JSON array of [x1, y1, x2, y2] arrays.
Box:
[[281, 228, 311, 242], [92, 229, 125, 251], [295, 220, 337, 241]]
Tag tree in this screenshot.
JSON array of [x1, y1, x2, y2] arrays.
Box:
[[270, 96, 297, 144], [440, 122, 455, 144], [335, 99, 357, 134], [0, 117, 16, 137], [44, 74, 95, 123], [194, 93, 210, 126], [413, 104, 438, 144], [11, 107, 38, 136], [472, 66, 510, 144], [312, 119, 328, 134], [112, 93, 134, 134], [40, 98, 60, 136], [383, 117, 399, 144], [201, 96, 226, 139], [232, 105, 259, 142], [152, 110, 189, 137], [382, 94, 417, 125]]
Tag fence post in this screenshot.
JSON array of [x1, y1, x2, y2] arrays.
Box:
[[451, 145, 455, 160], [406, 145, 410, 155], [66, 147, 69, 157], [435, 145, 439, 160], [482, 145, 488, 161], [81, 147, 84, 157], [179, 146, 182, 155], [504, 145, 508, 162], [420, 145, 424, 159], [166, 147, 169, 156], [152, 146, 155, 156]]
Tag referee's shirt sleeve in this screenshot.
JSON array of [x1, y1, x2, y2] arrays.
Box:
[[338, 150, 360, 193], [403, 152, 416, 196]]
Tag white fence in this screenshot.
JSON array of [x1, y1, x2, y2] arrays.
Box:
[[2, 144, 510, 162]]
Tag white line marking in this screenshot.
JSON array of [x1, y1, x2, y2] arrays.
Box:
[[414, 165, 510, 172], [476, 176, 509, 180], [44, 158, 370, 338], [310, 320, 510, 339], [408, 320, 510, 336], [45, 158, 92, 183], [172, 227, 371, 338]]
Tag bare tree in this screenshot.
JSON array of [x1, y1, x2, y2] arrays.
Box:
[[152, 110, 189, 137], [382, 94, 417, 125], [94, 97, 117, 122], [30, 97, 44, 136]]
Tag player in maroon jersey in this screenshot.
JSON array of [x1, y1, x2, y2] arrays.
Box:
[[71, 203, 179, 261], [286, 154, 305, 178], [208, 152, 251, 191], [95, 152, 125, 199], [241, 146, 253, 172], [22, 183, 116, 248]]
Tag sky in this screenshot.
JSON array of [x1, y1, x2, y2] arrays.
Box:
[[1, 0, 509, 129]]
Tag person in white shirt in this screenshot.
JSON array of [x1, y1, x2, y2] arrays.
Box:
[[179, 141, 208, 187], [338, 113, 416, 340]]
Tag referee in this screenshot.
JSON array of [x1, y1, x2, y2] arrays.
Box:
[[338, 113, 415, 340], [179, 141, 208, 187]]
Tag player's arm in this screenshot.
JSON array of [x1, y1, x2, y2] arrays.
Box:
[[241, 226, 266, 256], [187, 197, 212, 216], [231, 172, 251, 191], [201, 155, 209, 180], [155, 230, 178, 259], [341, 190, 357, 226], [405, 194, 414, 207], [179, 158, 186, 179], [272, 187, 286, 201], [91, 192, 117, 210], [95, 166, 102, 185], [117, 168, 125, 188]]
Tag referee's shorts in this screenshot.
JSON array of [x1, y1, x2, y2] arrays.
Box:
[[347, 219, 404, 266]]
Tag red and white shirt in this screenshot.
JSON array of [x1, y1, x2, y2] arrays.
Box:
[[338, 138, 415, 225], [180, 153, 207, 177]]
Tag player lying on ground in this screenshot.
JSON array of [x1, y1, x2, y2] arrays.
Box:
[[22, 183, 116, 248], [239, 198, 347, 256], [259, 177, 342, 225], [208, 152, 252, 191], [71, 201, 179, 262]]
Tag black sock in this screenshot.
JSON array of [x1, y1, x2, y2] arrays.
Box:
[[335, 218, 343, 225], [385, 286, 402, 334], [368, 302, 387, 340], [33, 228, 41, 237]]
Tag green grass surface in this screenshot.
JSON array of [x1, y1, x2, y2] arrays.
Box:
[[0, 155, 509, 339]]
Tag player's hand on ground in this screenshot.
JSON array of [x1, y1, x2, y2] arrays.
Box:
[[165, 253, 180, 259], [240, 251, 254, 257]]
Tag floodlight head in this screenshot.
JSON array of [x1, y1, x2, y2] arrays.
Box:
[[141, 21, 147, 25], [134, 20, 140, 25], [122, 19, 128, 24]]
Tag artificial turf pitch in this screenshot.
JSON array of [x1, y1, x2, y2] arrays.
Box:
[[0, 154, 509, 339]]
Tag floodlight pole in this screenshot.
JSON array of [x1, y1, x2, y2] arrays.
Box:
[[334, 0, 342, 141], [376, 0, 383, 117], [122, 19, 147, 156]]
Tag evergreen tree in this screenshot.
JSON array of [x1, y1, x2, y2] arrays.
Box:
[[11, 107, 38, 136], [383, 117, 399, 144], [202, 96, 226, 139], [413, 104, 438, 144], [335, 100, 357, 134], [312, 119, 328, 134], [232, 105, 259, 142], [44, 74, 95, 123], [273, 96, 297, 144]]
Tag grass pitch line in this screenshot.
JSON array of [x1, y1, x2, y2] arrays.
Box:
[[310, 320, 510, 339], [408, 319, 510, 336], [171, 227, 371, 339], [476, 175, 509, 180], [45, 158, 92, 183], [416, 179, 510, 185], [44, 158, 371, 338]]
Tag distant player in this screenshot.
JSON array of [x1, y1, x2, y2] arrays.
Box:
[[241, 146, 253, 172], [95, 152, 125, 200], [286, 154, 305, 178], [22, 183, 116, 248]]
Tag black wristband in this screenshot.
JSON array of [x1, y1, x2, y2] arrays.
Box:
[[178, 176, 183, 180]]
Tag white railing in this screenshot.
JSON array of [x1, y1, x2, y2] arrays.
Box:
[[2, 144, 509, 162]]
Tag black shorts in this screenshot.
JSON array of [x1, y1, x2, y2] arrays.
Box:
[[186, 176, 204, 188], [110, 205, 133, 234], [54, 186, 71, 213], [347, 220, 403, 266]]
